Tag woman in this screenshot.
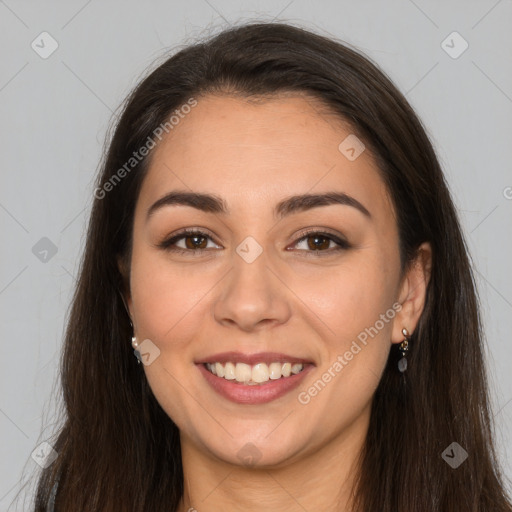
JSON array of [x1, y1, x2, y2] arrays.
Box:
[[33, 21, 511, 511]]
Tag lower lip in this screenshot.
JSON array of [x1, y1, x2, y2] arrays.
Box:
[[197, 363, 313, 404]]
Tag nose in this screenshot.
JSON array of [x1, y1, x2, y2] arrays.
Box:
[[213, 248, 292, 333]]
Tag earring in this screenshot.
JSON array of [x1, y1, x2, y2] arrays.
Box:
[[129, 319, 141, 365], [398, 328, 410, 373], [131, 333, 141, 365]]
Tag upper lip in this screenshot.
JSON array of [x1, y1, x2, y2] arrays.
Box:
[[195, 351, 314, 366]]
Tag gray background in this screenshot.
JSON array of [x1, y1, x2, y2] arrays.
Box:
[[1, 0, 511, 509]]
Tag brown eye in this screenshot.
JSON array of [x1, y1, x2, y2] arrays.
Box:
[[157, 229, 220, 254], [183, 234, 208, 250], [292, 231, 350, 254], [305, 234, 331, 251]]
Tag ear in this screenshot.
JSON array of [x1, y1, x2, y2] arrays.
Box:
[[117, 255, 133, 322], [391, 242, 432, 344]]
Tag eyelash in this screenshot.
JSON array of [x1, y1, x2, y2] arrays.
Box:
[[157, 228, 351, 257]]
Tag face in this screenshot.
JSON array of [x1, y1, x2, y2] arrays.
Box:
[[122, 93, 423, 468]]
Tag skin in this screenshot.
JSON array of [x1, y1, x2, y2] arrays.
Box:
[[121, 93, 431, 511]]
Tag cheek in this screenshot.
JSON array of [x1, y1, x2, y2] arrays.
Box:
[[128, 251, 218, 429], [292, 254, 399, 349], [129, 244, 216, 342], [275, 258, 401, 448], [290, 255, 399, 418]]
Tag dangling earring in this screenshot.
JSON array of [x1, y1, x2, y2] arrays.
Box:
[[398, 328, 410, 373]]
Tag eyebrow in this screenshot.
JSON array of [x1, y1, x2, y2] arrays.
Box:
[[146, 189, 371, 222]]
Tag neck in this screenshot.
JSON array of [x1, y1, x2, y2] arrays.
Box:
[[176, 410, 369, 512]]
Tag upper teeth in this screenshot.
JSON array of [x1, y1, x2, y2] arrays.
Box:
[[206, 362, 305, 384]]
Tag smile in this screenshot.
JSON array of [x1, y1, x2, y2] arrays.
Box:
[[196, 352, 314, 404]]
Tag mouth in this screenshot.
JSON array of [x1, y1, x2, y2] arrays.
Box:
[[196, 352, 314, 404]]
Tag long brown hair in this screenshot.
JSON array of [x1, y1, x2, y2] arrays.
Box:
[[29, 21, 511, 511]]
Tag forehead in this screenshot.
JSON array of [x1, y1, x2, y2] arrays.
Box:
[[137, 93, 392, 220]]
